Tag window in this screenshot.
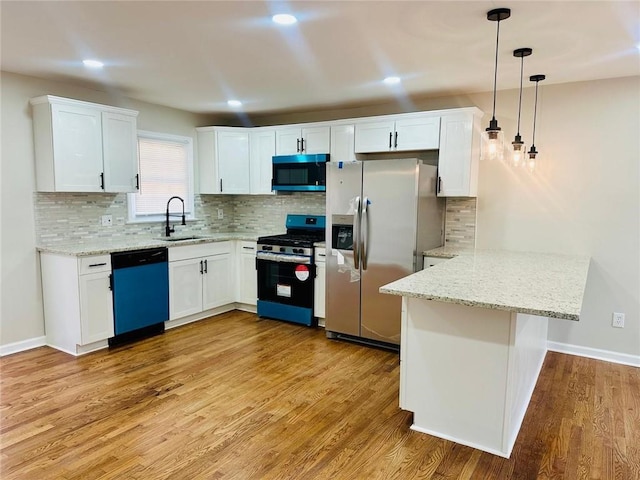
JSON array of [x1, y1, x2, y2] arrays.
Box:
[[128, 131, 194, 223]]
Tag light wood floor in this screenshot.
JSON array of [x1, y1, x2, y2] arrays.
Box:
[[1, 311, 639, 479]]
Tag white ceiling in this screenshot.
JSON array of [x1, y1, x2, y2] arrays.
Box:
[[1, 1, 638, 115]]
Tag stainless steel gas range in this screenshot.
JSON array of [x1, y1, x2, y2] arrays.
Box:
[[256, 214, 325, 326]]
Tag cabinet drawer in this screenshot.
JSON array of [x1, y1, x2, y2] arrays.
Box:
[[169, 241, 232, 262], [78, 255, 111, 275], [239, 241, 257, 254]]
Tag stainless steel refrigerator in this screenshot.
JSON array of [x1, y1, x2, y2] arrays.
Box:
[[325, 158, 444, 346]]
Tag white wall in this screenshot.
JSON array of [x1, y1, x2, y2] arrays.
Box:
[[0, 72, 213, 348]]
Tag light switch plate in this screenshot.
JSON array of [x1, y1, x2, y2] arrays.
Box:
[[101, 214, 113, 227]]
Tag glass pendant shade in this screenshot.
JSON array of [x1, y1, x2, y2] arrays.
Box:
[[512, 135, 526, 167], [484, 126, 504, 162], [526, 145, 538, 172]]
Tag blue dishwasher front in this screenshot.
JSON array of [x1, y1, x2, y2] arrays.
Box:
[[111, 247, 169, 338]]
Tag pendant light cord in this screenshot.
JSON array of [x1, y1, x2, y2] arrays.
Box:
[[491, 19, 501, 121], [516, 56, 524, 136], [531, 80, 539, 146]]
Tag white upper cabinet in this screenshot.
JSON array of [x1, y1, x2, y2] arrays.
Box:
[[249, 128, 275, 194], [354, 114, 440, 153], [30, 95, 139, 193], [275, 125, 330, 155], [330, 124, 356, 163], [437, 109, 482, 197], [197, 127, 250, 194]]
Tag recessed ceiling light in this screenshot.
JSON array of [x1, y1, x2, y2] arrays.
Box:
[[82, 59, 104, 69], [227, 100, 243, 108], [383, 76, 401, 85], [272, 14, 297, 25]]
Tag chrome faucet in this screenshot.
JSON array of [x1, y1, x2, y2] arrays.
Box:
[[165, 196, 186, 237]]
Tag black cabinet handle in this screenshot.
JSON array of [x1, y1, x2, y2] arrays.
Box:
[[88, 262, 107, 268], [220, 178, 223, 192], [135, 173, 140, 190], [296, 138, 301, 153], [388, 132, 392, 149], [204, 259, 208, 273], [100, 172, 105, 190], [242, 246, 255, 250], [108, 274, 113, 291], [394, 132, 398, 148], [200, 260, 203, 274], [438, 176, 442, 193], [300, 137, 305, 152]]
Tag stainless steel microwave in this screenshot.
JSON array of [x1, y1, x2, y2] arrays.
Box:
[[271, 154, 328, 192]]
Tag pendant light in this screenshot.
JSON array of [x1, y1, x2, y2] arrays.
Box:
[[527, 74, 546, 172], [484, 8, 511, 161], [512, 48, 532, 168]]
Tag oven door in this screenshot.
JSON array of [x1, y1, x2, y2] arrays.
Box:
[[256, 254, 316, 326]]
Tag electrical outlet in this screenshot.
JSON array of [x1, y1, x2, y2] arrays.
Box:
[[612, 312, 625, 328], [217, 208, 224, 220], [101, 214, 113, 227]]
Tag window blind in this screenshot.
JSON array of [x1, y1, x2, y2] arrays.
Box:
[[134, 136, 191, 216]]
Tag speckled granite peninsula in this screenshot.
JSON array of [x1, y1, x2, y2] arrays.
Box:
[[382, 250, 591, 320], [379, 249, 591, 459]]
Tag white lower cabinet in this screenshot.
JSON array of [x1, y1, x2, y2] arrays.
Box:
[[236, 241, 257, 306], [169, 242, 234, 320], [314, 247, 326, 321], [40, 253, 114, 355]]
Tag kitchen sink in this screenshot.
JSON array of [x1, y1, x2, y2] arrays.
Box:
[[156, 235, 204, 242]]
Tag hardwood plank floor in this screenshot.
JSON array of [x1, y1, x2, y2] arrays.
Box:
[[1, 311, 638, 479]]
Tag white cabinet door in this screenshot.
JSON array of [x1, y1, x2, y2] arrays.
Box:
[[202, 253, 235, 310], [437, 112, 480, 197], [275, 127, 301, 155], [78, 271, 114, 344], [330, 124, 356, 162], [217, 130, 250, 194], [354, 120, 396, 153], [395, 116, 440, 151], [51, 102, 104, 192], [169, 257, 204, 320], [197, 130, 219, 194], [237, 242, 257, 305], [276, 126, 331, 155], [301, 126, 330, 154], [250, 128, 275, 194], [102, 112, 139, 193]]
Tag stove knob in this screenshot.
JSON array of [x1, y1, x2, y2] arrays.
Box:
[[280, 247, 286, 252], [264, 246, 272, 251]]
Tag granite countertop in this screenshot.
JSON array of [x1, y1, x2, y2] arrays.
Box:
[[37, 232, 264, 256], [381, 250, 591, 321], [423, 245, 473, 258]]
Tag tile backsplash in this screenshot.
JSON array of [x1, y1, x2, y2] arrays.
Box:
[[34, 192, 474, 247], [443, 197, 477, 248], [34, 192, 326, 246]]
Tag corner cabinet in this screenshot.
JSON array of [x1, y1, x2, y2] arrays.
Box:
[[437, 109, 482, 197], [236, 241, 257, 307], [354, 114, 440, 153], [30, 95, 139, 193], [40, 253, 114, 355]]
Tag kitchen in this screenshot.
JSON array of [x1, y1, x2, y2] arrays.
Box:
[[1, 1, 639, 479]]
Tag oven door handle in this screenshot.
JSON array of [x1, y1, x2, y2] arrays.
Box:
[[353, 196, 361, 270], [256, 252, 313, 264]]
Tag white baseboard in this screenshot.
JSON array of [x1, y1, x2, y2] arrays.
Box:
[[0, 336, 46, 356], [548, 341, 640, 367]]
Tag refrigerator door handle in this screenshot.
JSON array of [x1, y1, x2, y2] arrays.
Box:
[[361, 196, 369, 270], [354, 196, 361, 269]]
